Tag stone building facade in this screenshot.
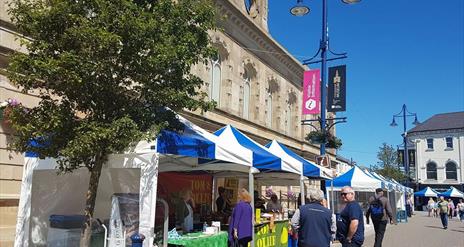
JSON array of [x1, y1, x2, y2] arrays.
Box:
[[0, 0, 338, 245]]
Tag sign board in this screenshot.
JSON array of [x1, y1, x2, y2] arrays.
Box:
[[302, 70, 321, 115], [328, 65, 346, 112]]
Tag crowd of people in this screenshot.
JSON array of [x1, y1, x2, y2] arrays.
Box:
[[426, 196, 464, 229]]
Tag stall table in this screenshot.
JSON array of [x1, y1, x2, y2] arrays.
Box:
[[168, 231, 228, 247]]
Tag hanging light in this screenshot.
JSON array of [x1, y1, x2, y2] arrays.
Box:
[[390, 118, 398, 127], [342, 0, 362, 4], [412, 116, 420, 125], [290, 0, 310, 17]]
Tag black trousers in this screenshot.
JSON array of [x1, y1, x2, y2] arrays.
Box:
[[373, 220, 388, 247], [341, 242, 362, 247]]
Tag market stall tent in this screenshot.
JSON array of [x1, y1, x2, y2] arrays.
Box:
[[265, 140, 331, 179], [327, 166, 383, 192], [14, 115, 256, 247], [213, 125, 300, 174], [438, 186, 464, 198], [414, 187, 439, 197]]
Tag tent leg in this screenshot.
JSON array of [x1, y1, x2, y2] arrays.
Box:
[[300, 175, 305, 206], [249, 169, 255, 247], [139, 153, 159, 247], [330, 180, 334, 213]]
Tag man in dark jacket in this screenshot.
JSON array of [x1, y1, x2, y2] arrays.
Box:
[[291, 188, 333, 247], [366, 188, 394, 247]]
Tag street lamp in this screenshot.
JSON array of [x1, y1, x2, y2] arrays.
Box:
[[291, 0, 360, 156], [390, 104, 420, 187]]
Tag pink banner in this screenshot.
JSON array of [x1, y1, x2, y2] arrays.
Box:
[[302, 69, 321, 115]]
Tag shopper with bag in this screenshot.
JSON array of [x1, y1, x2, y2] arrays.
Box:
[[366, 188, 394, 247]]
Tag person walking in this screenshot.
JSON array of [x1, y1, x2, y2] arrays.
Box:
[[437, 196, 449, 229], [447, 198, 455, 219], [229, 188, 253, 247], [456, 199, 464, 222], [427, 198, 434, 217], [291, 188, 333, 247], [336, 186, 364, 247], [366, 188, 394, 247]]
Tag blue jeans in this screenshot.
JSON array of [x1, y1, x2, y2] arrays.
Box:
[[440, 213, 448, 228], [459, 211, 464, 221]]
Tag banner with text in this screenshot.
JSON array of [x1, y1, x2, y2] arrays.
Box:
[[328, 65, 346, 112], [302, 69, 321, 115], [158, 172, 213, 214]]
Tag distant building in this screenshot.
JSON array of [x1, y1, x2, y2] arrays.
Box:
[[408, 112, 464, 192], [335, 155, 354, 176]]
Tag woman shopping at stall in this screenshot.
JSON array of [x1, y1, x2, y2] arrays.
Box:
[[229, 188, 253, 247]]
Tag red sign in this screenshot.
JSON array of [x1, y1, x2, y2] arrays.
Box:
[[158, 172, 213, 208], [302, 70, 321, 115]]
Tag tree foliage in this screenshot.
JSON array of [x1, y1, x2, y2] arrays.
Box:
[[374, 143, 406, 182], [7, 0, 217, 245]]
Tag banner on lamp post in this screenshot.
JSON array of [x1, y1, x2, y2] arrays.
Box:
[[302, 69, 320, 115], [328, 65, 346, 112]]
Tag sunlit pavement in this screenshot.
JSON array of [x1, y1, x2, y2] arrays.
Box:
[[330, 211, 464, 247], [362, 211, 464, 247]]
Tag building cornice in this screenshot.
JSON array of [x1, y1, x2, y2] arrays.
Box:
[[408, 128, 464, 138], [216, 0, 306, 89]]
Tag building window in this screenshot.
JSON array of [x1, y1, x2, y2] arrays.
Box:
[[426, 138, 434, 150], [266, 94, 272, 127], [242, 69, 251, 120], [445, 137, 453, 149], [426, 162, 437, 180], [445, 162, 457, 180], [209, 57, 221, 103]]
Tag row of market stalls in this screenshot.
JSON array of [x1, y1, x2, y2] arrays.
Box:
[[327, 165, 414, 217], [14, 114, 332, 247], [415, 186, 464, 198], [15, 112, 418, 247]]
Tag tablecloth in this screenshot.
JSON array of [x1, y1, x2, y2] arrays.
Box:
[[168, 231, 228, 247]]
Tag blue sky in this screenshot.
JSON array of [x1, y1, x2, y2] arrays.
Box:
[[267, 0, 464, 167]]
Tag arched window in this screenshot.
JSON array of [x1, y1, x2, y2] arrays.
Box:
[[445, 162, 457, 180], [266, 94, 272, 127], [242, 69, 251, 120], [426, 162, 437, 180], [209, 57, 221, 103]]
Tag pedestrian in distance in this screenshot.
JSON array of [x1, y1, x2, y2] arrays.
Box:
[[336, 186, 364, 247], [433, 200, 439, 218], [229, 188, 252, 247], [456, 199, 464, 222], [427, 197, 434, 217], [447, 198, 455, 219], [437, 196, 449, 229], [291, 188, 333, 247], [366, 188, 394, 247]]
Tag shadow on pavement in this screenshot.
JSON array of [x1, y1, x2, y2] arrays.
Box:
[[424, 225, 444, 229], [450, 229, 464, 233]]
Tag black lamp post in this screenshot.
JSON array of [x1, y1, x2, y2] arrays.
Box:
[[390, 104, 420, 187], [291, 0, 360, 156]]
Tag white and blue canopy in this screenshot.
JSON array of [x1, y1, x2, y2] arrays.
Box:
[[414, 187, 439, 197], [363, 169, 392, 191], [438, 186, 464, 198], [214, 125, 300, 174], [327, 166, 382, 192], [265, 140, 331, 179], [156, 116, 251, 166]]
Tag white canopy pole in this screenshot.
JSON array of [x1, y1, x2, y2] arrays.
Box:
[[248, 167, 255, 246], [300, 174, 305, 206]]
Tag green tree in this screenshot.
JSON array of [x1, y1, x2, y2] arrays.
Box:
[[374, 143, 406, 182], [7, 0, 217, 245]]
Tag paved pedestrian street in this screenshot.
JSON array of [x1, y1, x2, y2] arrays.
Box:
[[363, 212, 464, 247]]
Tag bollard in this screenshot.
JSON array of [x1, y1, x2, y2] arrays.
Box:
[[131, 233, 145, 247]]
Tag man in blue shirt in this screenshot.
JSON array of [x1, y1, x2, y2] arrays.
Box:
[[291, 188, 333, 247], [336, 186, 364, 247]]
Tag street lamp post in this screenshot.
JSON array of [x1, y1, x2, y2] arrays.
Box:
[[291, 0, 359, 156], [390, 104, 420, 187], [291, 0, 360, 211]]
